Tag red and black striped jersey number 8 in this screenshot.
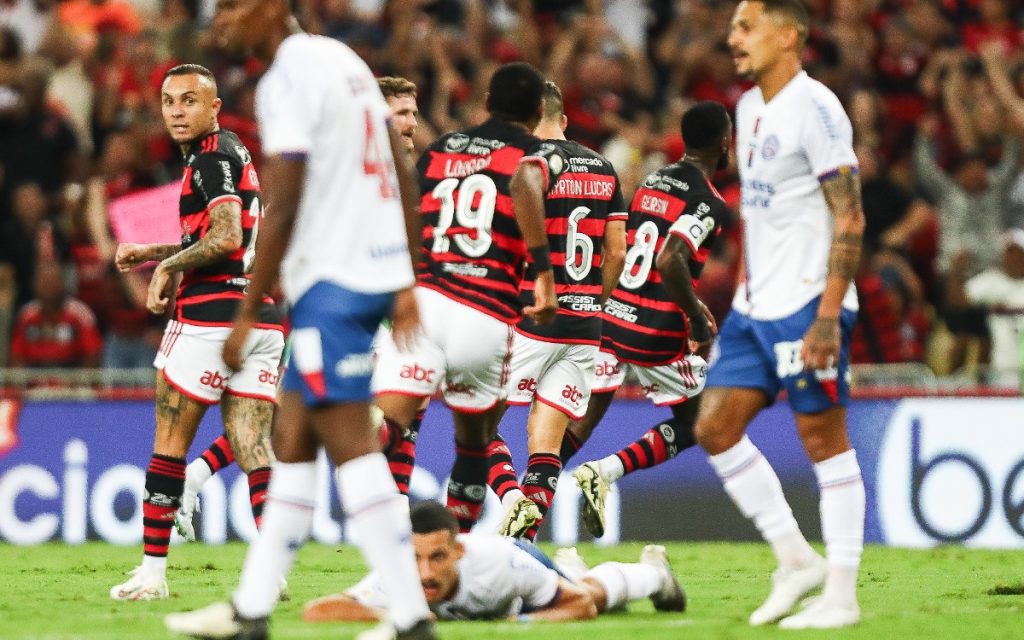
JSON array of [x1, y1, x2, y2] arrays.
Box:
[[619, 220, 659, 290]]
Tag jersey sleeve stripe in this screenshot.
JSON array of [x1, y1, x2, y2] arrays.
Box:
[[816, 165, 858, 183], [668, 228, 701, 255], [207, 194, 244, 209]]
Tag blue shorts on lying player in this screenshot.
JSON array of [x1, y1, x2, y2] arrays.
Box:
[[706, 296, 856, 413], [282, 281, 394, 405]]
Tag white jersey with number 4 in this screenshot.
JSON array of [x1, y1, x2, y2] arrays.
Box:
[[732, 70, 859, 321], [346, 534, 559, 620], [256, 33, 414, 303]]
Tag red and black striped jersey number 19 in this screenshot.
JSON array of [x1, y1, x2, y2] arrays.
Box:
[[416, 118, 566, 323]]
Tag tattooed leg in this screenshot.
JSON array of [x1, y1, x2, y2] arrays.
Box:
[[153, 373, 209, 458], [221, 394, 276, 473]]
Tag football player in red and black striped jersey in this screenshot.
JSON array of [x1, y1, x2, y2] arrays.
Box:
[[372, 62, 564, 533], [564, 102, 733, 539], [110, 64, 282, 601], [485, 81, 628, 539]]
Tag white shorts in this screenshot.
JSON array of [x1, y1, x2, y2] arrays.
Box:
[[154, 320, 285, 405], [592, 350, 707, 406], [505, 331, 597, 419], [371, 287, 514, 413]]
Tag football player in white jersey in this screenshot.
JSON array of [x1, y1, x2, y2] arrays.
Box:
[[693, 0, 865, 630], [165, 2, 434, 639], [302, 501, 684, 624]]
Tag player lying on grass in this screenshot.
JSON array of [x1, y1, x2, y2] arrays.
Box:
[[303, 501, 685, 623]]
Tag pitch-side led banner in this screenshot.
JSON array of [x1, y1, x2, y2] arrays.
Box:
[[1, 398, 1022, 547]]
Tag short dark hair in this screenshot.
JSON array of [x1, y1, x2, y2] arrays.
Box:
[[410, 501, 459, 536], [681, 101, 731, 152], [757, 0, 810, 48], [378, 76, 417, 99], [163, 63, 217, 89], [486, 62, 545, 124], [541, 81, 563, 121]]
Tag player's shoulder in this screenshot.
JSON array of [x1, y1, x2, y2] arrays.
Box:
[[557, 139, 616, 173], [735, 86, 763, 113], [210, 130, 252, 165], [641, 161, 689, 192], [794, 73, 848, 117], [274, 32, 348, 65], [459, 534, 528, 570]]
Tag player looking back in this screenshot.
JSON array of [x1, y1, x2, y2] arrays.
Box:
[[488, 80, 628, 538], [372, 62, 563, 533], [165, 1, 433, 639], [175, 75, 425, 539], [695, 0, 865, 629], [109, 63, 281, 602]]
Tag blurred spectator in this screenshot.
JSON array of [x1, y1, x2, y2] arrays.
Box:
[[41, 22, 93, 153], [0, 57, 84, 208], [914, 108, 1018, 371], [0, 0, 54, 56], [913, 111, 1018, 272], [58, 0, 140, 43], [9, 259, 102, 367], [964, 229, 1024, 387], [0, 181, 69, 309]]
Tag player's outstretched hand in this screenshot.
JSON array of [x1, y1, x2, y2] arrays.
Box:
[[524, 270, 558, 325], [800, 317, 840, 371], [223, 311, 256, 371], [390, 287, 422, 353], [146, 265, 173, 314], [115, 243, 149, 272]]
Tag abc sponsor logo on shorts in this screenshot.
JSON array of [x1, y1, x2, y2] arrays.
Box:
[[561, 385, 584, 405], [595, 361, 620, 378], [517, 377, 537, 393], [877, 400, 1024, 548], [400, 364, 436, 384], [258, 369, 279, 385], [200, 370, 228, 390], [445, 381, 475, 397]]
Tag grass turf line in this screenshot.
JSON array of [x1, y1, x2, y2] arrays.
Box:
[[0, 542, 1022, 639]]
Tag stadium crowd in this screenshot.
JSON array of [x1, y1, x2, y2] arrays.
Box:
[[0, 0, 1023, 384]]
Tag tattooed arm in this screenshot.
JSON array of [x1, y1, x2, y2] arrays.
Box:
[[115, 243, 181, 271], [801, 166, 865, 370], [146, 199, 243, 314], [656, 235, 712, 349]]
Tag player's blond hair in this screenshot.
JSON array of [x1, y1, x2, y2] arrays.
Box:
[[377, 76, 417, 99]]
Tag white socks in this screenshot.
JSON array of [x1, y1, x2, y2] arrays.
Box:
[[708, 436, 816, 570], [814, 449, 864, 607], [184, 458, 213, 498], [233, 461, 316, 619], [336, 453, 430, 632], [586, 562, 662, 610], [141, 555, 167, 574], [597, 455, 626, 483]]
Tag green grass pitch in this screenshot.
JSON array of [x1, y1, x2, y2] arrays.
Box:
[[1, 542, 1022, 639]]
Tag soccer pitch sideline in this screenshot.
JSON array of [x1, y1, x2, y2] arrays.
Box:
[[1, 542, 1021, 639]]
